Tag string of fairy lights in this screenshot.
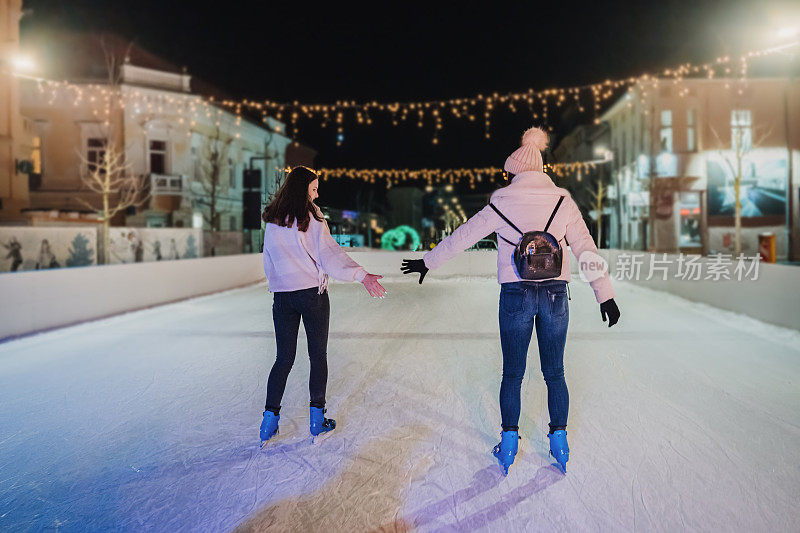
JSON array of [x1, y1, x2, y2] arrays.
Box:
[[18, 40, 799, 187], [315, 160, 609, 188], [219, 41, 798, 144], [30, 80, 253, 138], [24, 40, 798, 139]]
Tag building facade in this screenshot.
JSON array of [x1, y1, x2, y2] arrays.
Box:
[[552, 122, 614, 249], [17, 34, 293, 255], [598, 78, 800, 259], [0, 0, 34, 225]]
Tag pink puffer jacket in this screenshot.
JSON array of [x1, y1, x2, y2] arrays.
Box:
[[423, 171, 614, 303]]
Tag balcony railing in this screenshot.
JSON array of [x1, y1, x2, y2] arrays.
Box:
[[150, 173, 185, 195]]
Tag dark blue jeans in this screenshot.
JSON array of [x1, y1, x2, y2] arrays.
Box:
[[499, 280, 569, 432], [265, 287, 330, 414]]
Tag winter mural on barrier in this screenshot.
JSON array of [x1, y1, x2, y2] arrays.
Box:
[[107, 228, 202, 264], [0, 227, 97, 273], [0, 227, 202, 272]]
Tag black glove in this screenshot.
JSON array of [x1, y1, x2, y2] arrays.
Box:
[[401, 259, 428, 284], [600, 298, 620, 327]]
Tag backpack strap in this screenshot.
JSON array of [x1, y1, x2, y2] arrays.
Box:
[[489, 203, 524, 235], [543, 196, 565, 233], [496, 233, 517, 246]]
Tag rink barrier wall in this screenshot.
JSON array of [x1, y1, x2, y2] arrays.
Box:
[[1, 249, 798, 340], [0, 254, 265, 341], [0, 250, 496, 340], [375, 249, 800, 330], [580, 250, 800, 331]]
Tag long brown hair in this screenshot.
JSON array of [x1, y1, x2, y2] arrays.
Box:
[[261, 166, 324, 232]]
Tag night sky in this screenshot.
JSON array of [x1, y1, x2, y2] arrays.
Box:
[[18, 0, 799, 209]]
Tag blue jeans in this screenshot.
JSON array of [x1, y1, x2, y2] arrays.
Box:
[[499, 280, 569, 432], [265, 287, 330, 413]]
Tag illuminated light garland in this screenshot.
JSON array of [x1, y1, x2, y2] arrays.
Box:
[[224, 41, 797, 143], [312, 160, 608, 188], [22, 77, 276, 142], [16, 41, 798, 146]]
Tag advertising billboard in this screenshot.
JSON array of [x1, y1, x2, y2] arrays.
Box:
[[707, 149, 787, 217]]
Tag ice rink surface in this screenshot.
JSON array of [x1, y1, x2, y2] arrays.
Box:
[[1, 277, 799, 532]]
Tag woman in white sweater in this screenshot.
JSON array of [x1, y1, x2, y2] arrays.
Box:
[[403, 127, 620, 474], [259, 166, 386, 446]]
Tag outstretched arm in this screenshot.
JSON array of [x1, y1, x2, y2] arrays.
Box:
[[307, 215, 387, 298], [306, 215, 367, 283], [421, 205, 502, 271]]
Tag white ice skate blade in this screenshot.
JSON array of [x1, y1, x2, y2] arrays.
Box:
[[259, 428, 279, 448], [309, 430, 335, 445]]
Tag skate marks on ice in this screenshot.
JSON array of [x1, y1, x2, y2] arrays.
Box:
[[234, 425, 432, 532], [397, 464, 563, 532], [560, 281, 800, 531], [2, 279, 800, 531], [241, 431, 563, 533]]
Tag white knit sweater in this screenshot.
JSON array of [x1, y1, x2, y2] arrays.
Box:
[[262, 209, 367, 293], [423, 171, 615, 303]]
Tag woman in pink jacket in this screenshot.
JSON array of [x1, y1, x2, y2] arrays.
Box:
[[259, 166, 386, 446], [403, 127, 620, 474]]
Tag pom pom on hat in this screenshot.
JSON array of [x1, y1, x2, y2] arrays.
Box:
[[521, 127, 549, 151], [504, 125, 548, 174]]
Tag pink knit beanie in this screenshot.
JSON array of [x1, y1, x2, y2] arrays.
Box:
[[504, 126, 549, 174]]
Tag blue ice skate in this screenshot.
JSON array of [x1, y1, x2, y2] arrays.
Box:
[[310, 406, 335, 441], [259, 411, 280, 447], [492, 430, 519, 475], [548, 430, 569, 473]]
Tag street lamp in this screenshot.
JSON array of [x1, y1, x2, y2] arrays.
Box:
[[9, 54, 36, 74]]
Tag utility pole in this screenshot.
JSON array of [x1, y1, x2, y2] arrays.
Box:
[[647, 101, 657, 252], [784, 67, 795, 261]]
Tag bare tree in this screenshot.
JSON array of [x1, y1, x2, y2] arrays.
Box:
[[588, 178, 607, 249], [194, 127, 233, 255], [75, 37, 149, 264], [77, 140, 149, 263], [570, 166, 610, 249], [711, 123, 771, 255], [100, 35, 134, 88]]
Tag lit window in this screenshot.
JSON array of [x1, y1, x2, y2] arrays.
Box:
[[31, 136, 42, 173], [731, 109, 752, 152], [149, 140, 167, 175], [87, 138, 107, 174], [686, 109, 697, 152], [659, 110, 673, 152]]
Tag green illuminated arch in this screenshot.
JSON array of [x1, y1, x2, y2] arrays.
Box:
[[381, 225, 421, 251]]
